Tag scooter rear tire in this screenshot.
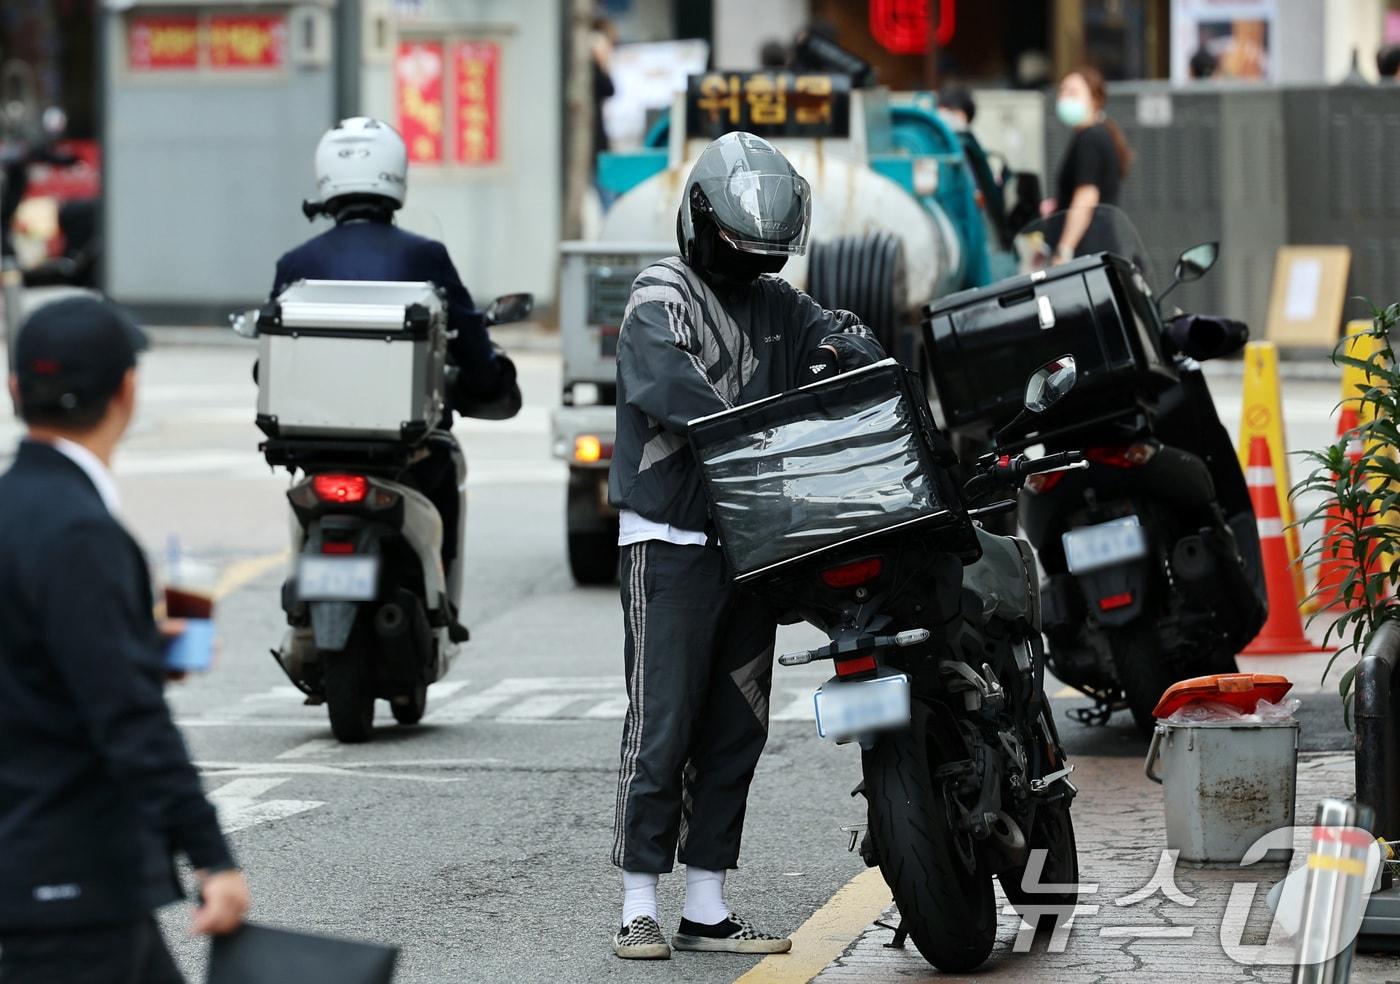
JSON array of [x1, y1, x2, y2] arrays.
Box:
[[862, 703, 997, 972], [325, 632, 376, 743], [1112, 625, 1175, 736]]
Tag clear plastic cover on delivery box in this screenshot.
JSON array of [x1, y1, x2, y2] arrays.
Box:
[[689, 361, 963, 580]]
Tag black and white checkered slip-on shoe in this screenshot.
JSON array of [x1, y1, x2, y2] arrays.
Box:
[[671, 912, 793, 954], [613, 915, 672, 960]]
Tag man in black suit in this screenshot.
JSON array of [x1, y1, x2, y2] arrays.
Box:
[[0, 296, 251, 983]]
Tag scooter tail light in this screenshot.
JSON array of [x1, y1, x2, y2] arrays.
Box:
[[834, 653, 878, 678], [1099, 592, 1135, 611], [820, 557, 884, 589], [1085, 443, 1158, 469], [311, 473, 368, 504], [322, 541, 355, 555], [1024, 470, 1067, 494]]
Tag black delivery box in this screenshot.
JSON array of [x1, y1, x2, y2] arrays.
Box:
[[688, 359, 972, 582], [922, 252, 1177, 436]]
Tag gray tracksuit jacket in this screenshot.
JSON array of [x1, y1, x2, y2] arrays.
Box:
[[608, 256, 885, 531]]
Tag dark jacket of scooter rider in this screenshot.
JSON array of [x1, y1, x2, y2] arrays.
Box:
[[606, 131, 884, 959], [270, 116, 519, 421]]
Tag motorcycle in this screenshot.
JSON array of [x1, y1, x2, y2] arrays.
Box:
[[925, 205, 1265, 733], [688, 357, 1082, 972], [230, 286, 531, 743]]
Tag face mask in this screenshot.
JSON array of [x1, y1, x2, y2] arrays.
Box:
[[1056, 97, 1090, 127]]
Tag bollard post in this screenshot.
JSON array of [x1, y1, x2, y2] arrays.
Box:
[[1293, 799, 1377, 983]]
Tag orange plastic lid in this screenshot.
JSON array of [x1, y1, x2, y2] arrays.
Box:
[[1152, 673, 1293, 719]]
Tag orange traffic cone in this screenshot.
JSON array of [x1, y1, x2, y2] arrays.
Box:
[[1314, 405, 1367, 611], [1244, 436, 1328, 655]]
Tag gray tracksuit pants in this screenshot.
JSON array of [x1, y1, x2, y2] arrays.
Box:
[[611, 540, 777, 873]]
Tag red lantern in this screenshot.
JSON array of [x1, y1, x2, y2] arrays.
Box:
[[869, 0, 956, 56]]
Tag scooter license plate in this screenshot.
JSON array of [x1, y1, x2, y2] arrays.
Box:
[[1062, 516, 1147, 574], [297, 555, 380, 601], [813, 674, 911, 740]]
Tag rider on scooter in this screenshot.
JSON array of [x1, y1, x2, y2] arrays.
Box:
[[269, 117, 519, 627]]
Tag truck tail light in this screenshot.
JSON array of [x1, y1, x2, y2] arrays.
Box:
[[821, 557, 884, 589], [574, 435, 613, 463], [312, 473, 368, 504]]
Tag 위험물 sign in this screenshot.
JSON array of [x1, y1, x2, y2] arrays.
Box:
[[685, 72, 851, 140]]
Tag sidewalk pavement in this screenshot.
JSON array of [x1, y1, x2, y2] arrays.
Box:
[[801, 751, 1400, 984]]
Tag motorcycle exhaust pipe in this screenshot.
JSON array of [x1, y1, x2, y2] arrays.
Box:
[[982, 810, 1029, 872], [374, 600, 422, 691]]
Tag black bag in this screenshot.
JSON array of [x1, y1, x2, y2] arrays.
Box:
[[208, 923, 397, 984]]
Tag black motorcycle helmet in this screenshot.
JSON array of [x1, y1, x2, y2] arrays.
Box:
[[676, 132, 812, 285]]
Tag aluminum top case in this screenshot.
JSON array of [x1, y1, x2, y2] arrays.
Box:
[[922, 252, 1178, 437], [256, 280, 448, 444], [688, 360, 972, 583]]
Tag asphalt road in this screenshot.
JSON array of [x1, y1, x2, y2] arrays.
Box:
[[0, 342, 1357, 983]]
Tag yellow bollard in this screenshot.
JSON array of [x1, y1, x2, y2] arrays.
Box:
[[1238, 341, 1308, 606]]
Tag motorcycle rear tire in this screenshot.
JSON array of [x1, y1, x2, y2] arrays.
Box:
[[999, 795, 1079, 916], [863, 704, 997, 972], [1111, 625, 1175, 736], [325, 633, 376, 743]]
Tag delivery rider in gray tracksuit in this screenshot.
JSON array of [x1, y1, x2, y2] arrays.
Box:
[[606, 132, 885, 959]]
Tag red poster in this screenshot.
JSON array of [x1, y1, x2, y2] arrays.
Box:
[[397, 42, 445, 164], [454, 41, 499, 165], [128, 15, 200, 70], [209, 15, 286, 69]]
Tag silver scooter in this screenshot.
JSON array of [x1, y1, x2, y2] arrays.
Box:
[[230, 289, 529, 742]]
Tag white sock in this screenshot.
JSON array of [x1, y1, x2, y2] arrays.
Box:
[[683, 866, 730, 925], [621, 870, 659, 926]]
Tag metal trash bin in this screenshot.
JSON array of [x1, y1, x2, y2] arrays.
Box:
[[1144, 673, 1300, 864]]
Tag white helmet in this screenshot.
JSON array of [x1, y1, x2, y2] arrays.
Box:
[[313, 117, 408, 209]]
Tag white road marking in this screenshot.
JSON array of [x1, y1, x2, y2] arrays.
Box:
[[207, 776, 323, 833], [277, 738, 339, 760], [199, 760, 504, 782], [431, 676, 617, 723]]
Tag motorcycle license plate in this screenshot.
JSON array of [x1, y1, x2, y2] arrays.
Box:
[[1062, 517, 1147, 574], [813, 674, 910, 740], [297, 555, 379, 601]]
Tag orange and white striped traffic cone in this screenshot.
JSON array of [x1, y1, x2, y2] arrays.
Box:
[[1314, 405, 1367, 612], [1244, 436, 1328, 655]]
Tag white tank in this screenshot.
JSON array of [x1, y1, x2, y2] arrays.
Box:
[[598, 146, 960, 310]]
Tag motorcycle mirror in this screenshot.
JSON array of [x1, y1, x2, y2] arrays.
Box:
[[1023, 355, 1077, 414], [1174, 242, 1219, 284], [1159, 241, 1219, 303], [487, 292, 534, 326]]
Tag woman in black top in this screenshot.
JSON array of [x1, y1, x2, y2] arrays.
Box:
[[1047, 66, 1133, 263]]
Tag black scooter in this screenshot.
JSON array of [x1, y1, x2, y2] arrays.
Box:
[[1016, 246, 1266, 732]]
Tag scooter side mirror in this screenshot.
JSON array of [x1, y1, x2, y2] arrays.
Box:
[[487, 292, 534, 326], [1023, 355, 1078, 414], [1174, 242, 1219, 284]]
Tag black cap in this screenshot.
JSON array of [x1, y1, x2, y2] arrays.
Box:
[[14, 295, 149, 417]]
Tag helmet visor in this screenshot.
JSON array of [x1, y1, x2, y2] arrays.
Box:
[[698, 170, 812, 256]]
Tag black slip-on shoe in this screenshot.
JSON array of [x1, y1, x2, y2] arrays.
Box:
[[614, 915, 672, 959], [671, 913, 792, 954]]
